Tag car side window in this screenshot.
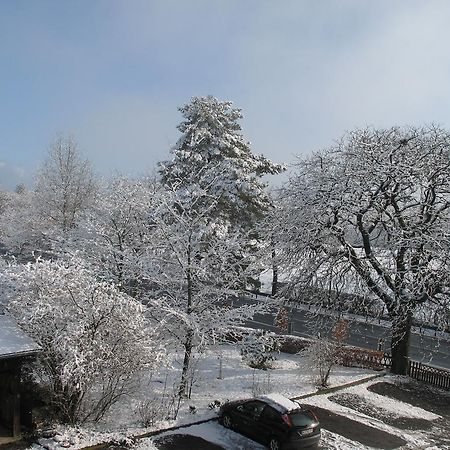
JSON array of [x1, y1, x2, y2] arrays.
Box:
[[243, 400, 265, 418], [261, 405, 281, 422]]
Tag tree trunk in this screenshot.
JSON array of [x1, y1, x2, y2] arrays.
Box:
[[179, 234, 194, 398], [179, 330, 193, 398], [390, 312, 412, 375], [272, 267, 278, 297], [271, 234, 278, 296]]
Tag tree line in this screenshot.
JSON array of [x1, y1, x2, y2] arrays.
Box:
[[1, 97, 449, 423]]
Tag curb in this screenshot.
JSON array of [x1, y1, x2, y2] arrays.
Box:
[[82, 417, 218, 450], [292, 370, 388, 400]]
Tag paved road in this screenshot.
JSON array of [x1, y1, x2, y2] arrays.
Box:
[[236, 297, 450, 369], [147, 422, 265, 450], [154, 434, 225, 449]]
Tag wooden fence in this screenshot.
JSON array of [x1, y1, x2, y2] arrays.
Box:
[[407, 360, 450, 390]]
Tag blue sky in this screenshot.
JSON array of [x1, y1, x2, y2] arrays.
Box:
[[2, 0, 450, 189]]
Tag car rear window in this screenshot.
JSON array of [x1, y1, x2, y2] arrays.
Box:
[[289, 410, 316, 427]]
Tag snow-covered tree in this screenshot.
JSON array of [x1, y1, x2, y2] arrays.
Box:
[[1, 137, 96, 259], [0, 189, 9, 215], [277, 126, 450, 375], [74, 176, 161, 296], [35, 135, 96, 233], [0, 188, 50, 258], [144, 185, 269, 398], [150, 96, 283, 395], [159, 96, 284, 233], [1, 257, 161, 424]]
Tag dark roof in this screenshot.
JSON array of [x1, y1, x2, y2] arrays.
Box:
[[0, 313, 41, 359]]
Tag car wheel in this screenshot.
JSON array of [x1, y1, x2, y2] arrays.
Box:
[[268, 437, 280, 450], [222, 413, 233, 429]]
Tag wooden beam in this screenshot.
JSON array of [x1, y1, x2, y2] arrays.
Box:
[[12, 393, 20, 437]]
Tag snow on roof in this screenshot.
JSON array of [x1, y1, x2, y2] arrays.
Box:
[[0, 313, 40, 359], [257, 393, 300, 413]]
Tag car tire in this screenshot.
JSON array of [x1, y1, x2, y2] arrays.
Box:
[[222, 414, 233, 429], [268, 437, 281, 450]]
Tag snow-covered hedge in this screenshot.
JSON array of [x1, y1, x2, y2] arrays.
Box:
[[223, 326, 387, 371]]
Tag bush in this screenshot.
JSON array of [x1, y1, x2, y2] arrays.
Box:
[[2, 258, 160, 424], [240, 330, 280, 370], [300, 339, 338, 388], [277, 335, 311, 354], [137, 399, 162, 427], [336, 346, 387, 370]]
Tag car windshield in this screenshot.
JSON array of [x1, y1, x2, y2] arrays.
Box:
[[289, 410, 316, 427]]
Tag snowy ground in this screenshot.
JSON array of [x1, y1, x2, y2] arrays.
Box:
[[33, 343, 375, 449], [101, 344, 374, 427], [33, 344, 449, 450], [136, 376, 449, 450]]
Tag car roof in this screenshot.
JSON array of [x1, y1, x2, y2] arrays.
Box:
[[256, 393, 301, 413]]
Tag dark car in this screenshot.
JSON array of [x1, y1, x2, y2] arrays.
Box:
[[218, 393, 321, 450]]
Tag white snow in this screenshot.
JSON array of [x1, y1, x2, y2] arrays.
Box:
[[28, 343, 375, 450], [256, 393, 300, 412], [0, 313, 40, 358], [302, 375, 443, 450], [26, 346, 448, 450]]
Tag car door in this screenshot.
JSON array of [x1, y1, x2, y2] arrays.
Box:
[[234, 400, 266, 438], [257, 405, 286, 444]]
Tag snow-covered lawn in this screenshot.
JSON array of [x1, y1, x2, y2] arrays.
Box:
[[135, 375, 449, 450], [32, 345, 450, 450], [33, 343, 376, 449], [102, 344, 374, 427]]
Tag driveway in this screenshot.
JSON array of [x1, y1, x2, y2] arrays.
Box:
[[154, 434, 224, 450], [141, 378, 450, 450]]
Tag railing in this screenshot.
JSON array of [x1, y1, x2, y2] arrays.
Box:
[[408, 360, 450, 391]]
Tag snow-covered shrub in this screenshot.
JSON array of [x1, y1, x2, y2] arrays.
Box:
[[1, 258, 161, 424], [251, 369, 273, 396], [277, 334, 311, 354], [300, 339, 337, 388], [136, 392, 179, 427], [300, 319, 348, 387], [240, 330, 280, 370]]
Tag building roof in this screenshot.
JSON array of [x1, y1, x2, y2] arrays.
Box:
[[0, 313, 41, 359]]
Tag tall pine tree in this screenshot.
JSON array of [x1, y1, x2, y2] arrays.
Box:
[[159, 96, 284, 233]]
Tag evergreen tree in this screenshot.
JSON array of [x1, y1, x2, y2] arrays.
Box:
[[159, 96, 284, 233]]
